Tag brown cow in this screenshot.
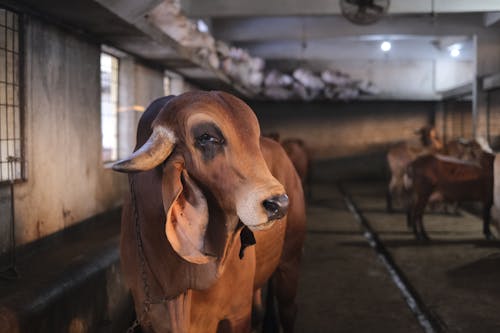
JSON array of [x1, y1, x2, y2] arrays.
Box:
[[386, 125, 444, 212], [443, 138, 483, 162], [281, 138, 311, 198], [263, 134, 311, 199], [113, 91, 306, 333], [404, 151, 495, 241]]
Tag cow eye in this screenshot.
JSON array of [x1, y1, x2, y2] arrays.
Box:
[[196, 133, 224, 146]]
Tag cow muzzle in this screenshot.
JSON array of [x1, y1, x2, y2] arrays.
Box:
[[235, 179, 288, 231]]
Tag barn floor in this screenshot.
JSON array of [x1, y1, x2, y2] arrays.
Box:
[[295, 180, 500, 333]]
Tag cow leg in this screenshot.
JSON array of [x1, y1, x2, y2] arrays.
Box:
[[416, 213, 430, 241], [262, 279, 279, 333], [483, 202, 495, 240], [271, 262, 300, 333], [409, 209, 418, 236], [412, 191, 431, 241], [406, 204, 414, 230], [407, 193, 417, 232], [252, 289, 265, 329], [386, 189, 394, 213]]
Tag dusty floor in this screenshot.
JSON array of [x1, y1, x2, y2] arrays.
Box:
[[294, 181, 500, 333]]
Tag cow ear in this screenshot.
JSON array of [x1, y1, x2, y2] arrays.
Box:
[[162, 161, 215, 264]]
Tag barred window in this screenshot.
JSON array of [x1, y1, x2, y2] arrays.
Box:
[[0, 8, 22, 182], [441, 96, 472, 143], [100, 53, 119, 162]]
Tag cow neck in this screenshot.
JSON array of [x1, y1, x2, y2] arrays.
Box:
[[128, 175, 176, 331], [128, 171, 252, 333]]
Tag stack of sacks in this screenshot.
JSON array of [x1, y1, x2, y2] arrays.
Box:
[[262, 68, 379, 101], [292, 69, 325, 101], [263, 70, 295, 100], [216, 41, 264, 90], [146, 1, 379, 100], [149, 0, 220, 69]]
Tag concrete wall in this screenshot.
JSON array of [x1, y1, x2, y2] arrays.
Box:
[[435, 60, 474, 92], [325, 60, 440, 99], [251, 100, 435, 159], [435, 99, 473, 142], [250, 100, 436, 180], [11, 17, 125, 245], [0, 16, 165, 252], [118, 57, 164, 158]]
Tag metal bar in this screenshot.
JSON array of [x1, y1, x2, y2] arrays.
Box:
[[0, 7, 22, 184], [440, 82, 473, 100], [486, 90, 491, 145]]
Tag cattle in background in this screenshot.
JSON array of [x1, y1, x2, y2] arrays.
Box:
[[265, 132, 281, 142], [281, 138, 311, 198], [113, 92, 306, 333], [386, 125, 444, 212], [264, 133, 312, 199], [443, 138, 483, 162], [404, 151, 495, 241]]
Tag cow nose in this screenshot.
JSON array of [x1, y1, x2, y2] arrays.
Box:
[[263, 194, 289, 221]]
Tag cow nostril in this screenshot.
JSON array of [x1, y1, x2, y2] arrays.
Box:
[[263, 200, 280, 214], [263, 194, 289, 221]]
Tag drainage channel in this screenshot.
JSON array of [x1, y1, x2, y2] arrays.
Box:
[[338, 183, 444, 333]]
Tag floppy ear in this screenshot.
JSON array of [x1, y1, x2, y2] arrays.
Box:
[[162, 161, 215, 264]]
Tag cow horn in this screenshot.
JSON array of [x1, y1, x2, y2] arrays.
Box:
[[112, 126, 176, 173]]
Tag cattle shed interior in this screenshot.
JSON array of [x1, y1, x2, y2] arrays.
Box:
[[2, 1, 500, 332]]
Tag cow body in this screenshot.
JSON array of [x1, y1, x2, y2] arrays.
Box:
[[405, 152, 495, 241], [443, 138, 483, 162], [116, 92, 305, 333], [281, 139, 310, 198], [386, 135, 442, 212], [386, 126, 443, 212]]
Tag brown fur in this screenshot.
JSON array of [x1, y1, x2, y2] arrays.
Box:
[[118, 92, 306, 332], [386, 126, 443, 211], [281, 138, 311, 195], [405, 151, 495, 240], [443, 138, 483, 162]]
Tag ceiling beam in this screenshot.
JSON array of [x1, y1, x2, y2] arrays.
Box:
[[484, 12, 500, 26], [211, 14, 496, 43], [236, 39, 474, 62], [181, 0, 500, 17]]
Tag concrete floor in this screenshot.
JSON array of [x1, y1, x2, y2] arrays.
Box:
[[294, 181, 500, 333]]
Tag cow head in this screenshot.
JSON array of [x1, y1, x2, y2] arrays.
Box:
[[415, 125, 443, 150], [113, 91, 288, 264]]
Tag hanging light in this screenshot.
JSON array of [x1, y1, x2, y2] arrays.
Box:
[[380, 41, 391, 52], [450, 48, 460, 57], [448, 44, 461, 58]]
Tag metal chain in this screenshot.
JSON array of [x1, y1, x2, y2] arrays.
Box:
[[126, 175, 172, 333]]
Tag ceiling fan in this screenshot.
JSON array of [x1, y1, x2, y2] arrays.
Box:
[[340, 0, 390, 25]]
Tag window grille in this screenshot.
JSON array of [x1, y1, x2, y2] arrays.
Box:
[[100, 53, 119, 162], [0, 8, 22, 183], [442, 97, 472, 143]]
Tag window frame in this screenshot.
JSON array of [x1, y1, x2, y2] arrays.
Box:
[[100, 51, 120, 164], [0, 7, 24, 185]]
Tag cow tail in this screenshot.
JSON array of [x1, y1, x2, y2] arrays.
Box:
[[262, 279, 279, 333]]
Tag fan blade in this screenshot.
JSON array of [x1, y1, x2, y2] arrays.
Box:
[[370, 4, 385, 13]]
